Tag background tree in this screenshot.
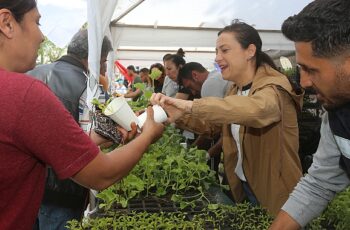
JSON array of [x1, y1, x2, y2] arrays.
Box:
[[37, 36, 66, 64]]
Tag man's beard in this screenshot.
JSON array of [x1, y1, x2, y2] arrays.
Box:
[[322, 68, 350, 111]]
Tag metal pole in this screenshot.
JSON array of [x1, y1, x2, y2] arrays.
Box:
[[110, 0, 145, 26]]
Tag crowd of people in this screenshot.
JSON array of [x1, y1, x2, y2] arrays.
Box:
[[0, 0, 349, 230]]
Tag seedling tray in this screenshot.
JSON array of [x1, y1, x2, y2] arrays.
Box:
[[95, 187, 233, 215], [110, 194, 209, 213]]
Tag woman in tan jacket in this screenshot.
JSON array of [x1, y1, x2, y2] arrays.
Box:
[[151, 20, 303, 216]]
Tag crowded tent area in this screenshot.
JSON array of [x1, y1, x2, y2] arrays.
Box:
[[1, 0, 350, 229]]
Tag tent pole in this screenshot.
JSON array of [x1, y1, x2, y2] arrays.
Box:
[[110, 0, 145, 26]]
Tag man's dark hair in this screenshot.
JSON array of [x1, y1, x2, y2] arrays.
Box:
[[282, 0, 350, 58], [127, 65, 136, 72], [177, 62, 207, 86], [67, 29, 113, 60], [140, 68, 149, 74]]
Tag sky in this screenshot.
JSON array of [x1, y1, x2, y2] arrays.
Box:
[[37, 0, 87, 47], [37, 0, 312, 48]]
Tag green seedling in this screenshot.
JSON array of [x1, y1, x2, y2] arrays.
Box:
[[91, 97, 113, 114]]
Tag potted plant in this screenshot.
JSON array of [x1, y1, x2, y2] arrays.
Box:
[[91, 97, 123, 144]]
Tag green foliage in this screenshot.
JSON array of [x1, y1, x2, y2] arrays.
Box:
[[193, 203, 273, 230], [306, 187, 350, 229], [126, 82, 153, 112], [134, 82, 154, 101], [281, 67, 297, 79], [128, 97, 150, 112], [149, 68, 162, 91], [96, 126, 217, 212], [149, 68, 162, 80], [91, 97, 113, 114], [68, 126, 275, 230], [66, 203, 273, 230], [37, 36, 66, 64], [133, 82, 146, 91], [97, 175, 145, 209]]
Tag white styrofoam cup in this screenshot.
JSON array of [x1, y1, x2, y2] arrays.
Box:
[[104, 97, 138, 131], [137, 104, 168, 129]]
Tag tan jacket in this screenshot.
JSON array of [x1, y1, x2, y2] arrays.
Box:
[[178, 65, 303, 216]]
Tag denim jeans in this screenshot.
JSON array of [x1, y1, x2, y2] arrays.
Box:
[[241, 181, 259, 206], [33, 203, 83, 230]]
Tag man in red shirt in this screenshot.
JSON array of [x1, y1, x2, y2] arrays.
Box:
[[0, 1, 164, 229]]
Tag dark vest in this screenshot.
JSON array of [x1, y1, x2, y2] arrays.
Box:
[[27, 56, 88, 210], [328, 103, 350, 176], [28, 56, 87, 121]]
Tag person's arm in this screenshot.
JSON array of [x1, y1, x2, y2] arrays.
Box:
[[175, 92, 189, 100], [151, 93, 221, 137], [99, 74, 109, 92], [152, 85, 282, 128], [124, 88, 141, 99], [88, 122, 138, 146], [88, 129, 109, 146], [269, 211, 301, 230], [270, 113, 350, 228], [72, 106, 163, 190], [150, 93, 193, 122], [17, 81, 163, 192], [191, 86, 281, 128]]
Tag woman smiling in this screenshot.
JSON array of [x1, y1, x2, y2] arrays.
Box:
[[151, 20, 303, 216]]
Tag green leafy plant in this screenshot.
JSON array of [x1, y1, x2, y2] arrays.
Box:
[[96, 126, 218, 212], [66, 203, 273, 230], [37, 36, 66, 64], [127, 98, 149, 112], [134, 82, 153, 100], [91, 97, 113, 114], [68, 126, 275, 230], [281, 67, 298, 79], [149, 68, 162, 90], [97, 174, 145, 209], [125, 82, 152, 112], [306, 187, 350, 229]]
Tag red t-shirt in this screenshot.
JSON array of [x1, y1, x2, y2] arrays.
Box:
[[0, 69, 99, 229]]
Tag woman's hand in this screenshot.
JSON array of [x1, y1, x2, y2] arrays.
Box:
[[141, 106, 164, 142], [88, 129, 109, 146], [150, 93, 193, 122], [117, 122, 138, 143]]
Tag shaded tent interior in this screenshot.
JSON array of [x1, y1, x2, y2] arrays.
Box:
[[88, 0, 320, 172], [111, 24, 297, 70], [107, 0, 312, 69]]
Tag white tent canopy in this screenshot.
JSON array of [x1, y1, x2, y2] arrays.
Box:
[[107, 0, 312, 68], [111, 24, 295, 69], [86, 0, 118, 108], [86, 0, 311, 100], [111, 0, 311, 29]]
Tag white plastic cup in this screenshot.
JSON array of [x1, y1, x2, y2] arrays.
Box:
[[103, 97, 138, 131], [137, 105, 168, 129]]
